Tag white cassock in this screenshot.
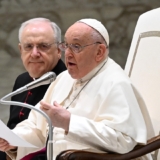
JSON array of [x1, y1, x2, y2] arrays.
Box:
[[7, 58, 154, 160]]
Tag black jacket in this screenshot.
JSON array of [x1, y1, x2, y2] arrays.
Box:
[[7, 59, 66, 129]]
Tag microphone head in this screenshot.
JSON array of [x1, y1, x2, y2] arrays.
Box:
[[41, 72, 56, 84], [26, 72, 56, 90]]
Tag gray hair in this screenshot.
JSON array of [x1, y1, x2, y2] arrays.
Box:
[[18, 17, 61, 43], [90, 28, 109, 54]]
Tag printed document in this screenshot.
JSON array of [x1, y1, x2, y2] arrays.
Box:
[[0, 120, 37, 148]]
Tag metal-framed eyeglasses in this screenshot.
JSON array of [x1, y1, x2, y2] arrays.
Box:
[[21, 42, 57, 52], [58, 42, 101, 54]]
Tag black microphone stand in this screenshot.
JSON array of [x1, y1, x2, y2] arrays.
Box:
[[0, 88, 54, 160]]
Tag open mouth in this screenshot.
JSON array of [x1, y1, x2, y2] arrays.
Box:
[[68, 62, 76, 66]]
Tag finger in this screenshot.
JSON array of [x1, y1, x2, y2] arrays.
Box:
[[4, 145, 17, 152], [0, 140, 8, 148], [40, 101, 50, 110], [3, 146, 14, 152], [53, 101, 62, 108], [0, 138, 6, 143], [53, 101, 58, 107], [0, 142, 9, 151]]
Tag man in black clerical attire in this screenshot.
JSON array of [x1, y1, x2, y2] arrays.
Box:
[[0, 18, 66, 160]]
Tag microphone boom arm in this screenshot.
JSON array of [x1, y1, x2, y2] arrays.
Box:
[[0, 76, 53, 160]]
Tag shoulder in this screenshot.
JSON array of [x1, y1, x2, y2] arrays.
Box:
[[99, 58, 131, 87], [13, 72, 32, 89], [54, 70, 72, 83], [16, 72, 30, 79], [47, 70, 73, 91]]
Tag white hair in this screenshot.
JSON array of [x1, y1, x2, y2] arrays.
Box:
[[18, 17, 61, 43]]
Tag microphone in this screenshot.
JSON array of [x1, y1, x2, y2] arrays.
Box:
[[26, 72, 56, 90], [14, 72, 56, 95], [0, 71, 56, 160]]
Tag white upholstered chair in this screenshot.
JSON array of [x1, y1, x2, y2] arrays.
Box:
[[125, 7, 160, 160], [56, 8, 160, 160]]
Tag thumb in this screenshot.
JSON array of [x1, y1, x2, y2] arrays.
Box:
[[53, 101, 60, 107]]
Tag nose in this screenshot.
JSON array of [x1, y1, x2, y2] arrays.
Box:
[[64, 47, 74, 57], [31, 46, 40, 57]]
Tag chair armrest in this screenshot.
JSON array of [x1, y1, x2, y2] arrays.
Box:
[[56, 135, 160, 160]]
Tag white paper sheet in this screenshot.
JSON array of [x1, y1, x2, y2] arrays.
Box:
[[0, 120, 37, 148]]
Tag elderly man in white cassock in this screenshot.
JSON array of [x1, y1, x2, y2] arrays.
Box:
[[0, 18, 154, 160]]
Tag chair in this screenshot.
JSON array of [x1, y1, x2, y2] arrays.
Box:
[[56, 8, 160, 160]]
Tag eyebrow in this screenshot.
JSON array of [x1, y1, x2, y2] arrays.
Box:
[[64, 37, 81, 41], [64, 38, 83, 43]]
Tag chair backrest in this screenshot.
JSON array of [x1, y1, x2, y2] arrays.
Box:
[[125, 8, 160, 159]]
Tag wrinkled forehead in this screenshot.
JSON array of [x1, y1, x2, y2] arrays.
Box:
[[65, 22, 94, 42], [23, 22, 53, 33], [21, 22, 55, 42]]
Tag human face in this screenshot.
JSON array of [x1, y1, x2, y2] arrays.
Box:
[[19, 22, 61, 78], [64, 23, 101, 79]]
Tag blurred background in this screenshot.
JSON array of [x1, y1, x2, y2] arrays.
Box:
[[0, 0, 160, 124]]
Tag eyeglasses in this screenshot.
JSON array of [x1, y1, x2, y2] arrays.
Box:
[[58, 42, 101, 53], [21, 42, 57, 52]]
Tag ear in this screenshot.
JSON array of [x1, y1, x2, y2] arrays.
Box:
[[18, 43, 22, 56], [95, 44, 107, 62], [57, 47, 61, 59]]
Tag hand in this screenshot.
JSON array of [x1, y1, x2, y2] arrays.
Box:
[[40, 101, 71, 131], [0, 138, 17, 152]]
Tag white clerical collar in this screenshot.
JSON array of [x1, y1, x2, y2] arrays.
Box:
[[77, 58, 108, 84]]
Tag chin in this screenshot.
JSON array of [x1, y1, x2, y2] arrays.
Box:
[[68, 71, 78, 79]]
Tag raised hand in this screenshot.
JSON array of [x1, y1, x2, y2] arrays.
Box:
[[40, 101, 70, 131]]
